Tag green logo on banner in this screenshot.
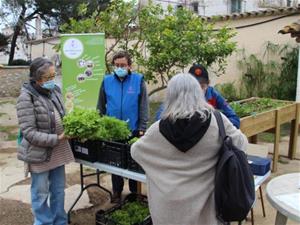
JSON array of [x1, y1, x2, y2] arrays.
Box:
[[61, 33, 105, 112]]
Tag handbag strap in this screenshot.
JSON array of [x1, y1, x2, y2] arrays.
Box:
[[213, 110, 226, 140]]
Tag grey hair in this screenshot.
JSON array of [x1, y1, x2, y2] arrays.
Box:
[[161, 73, 213, 122], [29, 57, 54, 81]]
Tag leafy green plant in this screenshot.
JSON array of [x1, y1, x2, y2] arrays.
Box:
[[277, 47, 298, 100], [63, 108, 131, 141], [95, 116, 131, 141], [128, 137, 139, 145], [137, 5, 236, 96], [215, 82, 240, 102], [108, 201, 150, 225], [10, 59, 30, 66], [238, 42, 298, 100], [63, 108, 102, 140], [230, 98, 289, 118]]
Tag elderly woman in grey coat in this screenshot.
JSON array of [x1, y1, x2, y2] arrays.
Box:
[[16, 57, 74, 225], [131, 73, 248, 225]]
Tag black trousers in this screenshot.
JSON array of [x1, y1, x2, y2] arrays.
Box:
[[112, 174, 137, 193]]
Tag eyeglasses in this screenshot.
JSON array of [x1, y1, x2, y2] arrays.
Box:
[[114, 63, 128, 68], [42, 72, 57, 81]]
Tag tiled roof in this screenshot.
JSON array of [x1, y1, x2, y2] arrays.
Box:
[[201, 6, 300, 22], [278, 20, 300, 42]]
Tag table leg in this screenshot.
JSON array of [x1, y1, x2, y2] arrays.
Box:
[[137, 181, 142, 194], [67, 164, 112, 224], [288, 103, 299, 159], [273, 110, 281, 172], [251, 208, 254, 225], [259, 186, 266, 217], [249, 135, 258, 144], [275, 211, 287, 225]]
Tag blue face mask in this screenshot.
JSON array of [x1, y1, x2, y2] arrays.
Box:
[[114, 67, 128, 78], [41, 80, 56, 90]]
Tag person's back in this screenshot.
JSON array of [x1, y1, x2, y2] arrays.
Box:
[[131, 73, 247, 225]]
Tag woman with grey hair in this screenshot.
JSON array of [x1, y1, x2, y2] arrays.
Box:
[[131, 73, 248, 225], [16, 57, 74, 225]]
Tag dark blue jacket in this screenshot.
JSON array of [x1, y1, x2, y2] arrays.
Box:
[[97, 72, 149, 131], [205, 86, 240, 128], [156, 86, 240, 128]]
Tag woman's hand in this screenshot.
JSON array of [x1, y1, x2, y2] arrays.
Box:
[[58, 132, 70, 140]]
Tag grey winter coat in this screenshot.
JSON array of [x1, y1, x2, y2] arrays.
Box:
[[16, 82, 66, 163]]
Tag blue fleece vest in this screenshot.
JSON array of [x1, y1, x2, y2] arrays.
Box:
[[103, 73, 142, 131]]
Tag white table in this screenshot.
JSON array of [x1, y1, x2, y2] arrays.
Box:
[[76, 159, 270, 186], [266, 173, 300, 225], [68, 159, 271, 223], [76, 159, 146, 183]]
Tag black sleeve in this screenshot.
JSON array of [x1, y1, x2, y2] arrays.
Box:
[[138, 79, 149, 131], [97, 82, 106, 115]]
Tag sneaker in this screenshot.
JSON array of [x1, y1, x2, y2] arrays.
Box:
[[111, 192, 121, 204]]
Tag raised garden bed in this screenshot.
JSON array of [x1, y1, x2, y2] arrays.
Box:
[[230, 97, 299, 171]]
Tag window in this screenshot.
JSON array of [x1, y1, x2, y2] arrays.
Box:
[[177, 4, 183, 9], [191, 2, 199, 14], [231, 0, 242, 13]]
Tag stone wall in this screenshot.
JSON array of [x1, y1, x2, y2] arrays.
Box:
[[0, 67, 29, 97]]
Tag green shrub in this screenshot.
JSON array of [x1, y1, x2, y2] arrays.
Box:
[[214, 82, 240, 102], [238, 43, 298, 100], [10, 59, 30, 66]]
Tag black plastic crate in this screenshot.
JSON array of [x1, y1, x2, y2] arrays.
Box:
[[127, 147, 145, 174], [71, 139, 100, 162], [98, 141, 129, 168], [96, 194, 152, 225]]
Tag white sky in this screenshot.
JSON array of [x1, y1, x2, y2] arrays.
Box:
[[0, 0, 36, 33]]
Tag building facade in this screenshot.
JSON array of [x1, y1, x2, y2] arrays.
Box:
[[140, 0, 299, 16]]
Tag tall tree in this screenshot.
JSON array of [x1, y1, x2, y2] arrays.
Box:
[[0, 33, 10, 53], [0, 0, 109, 65], [61, 1, 236, 96]]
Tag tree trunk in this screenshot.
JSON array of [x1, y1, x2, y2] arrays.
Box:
[[148, 85, 167, 96], [8, 4, 26, 65]]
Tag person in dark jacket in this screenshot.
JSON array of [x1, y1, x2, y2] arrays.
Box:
[[156, 64, 240, 128], [16, 57, 74, 225], [97, 51, 149, 203], [188, 64, 240, 128]]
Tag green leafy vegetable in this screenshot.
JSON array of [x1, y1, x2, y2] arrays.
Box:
[[95, 116, 131, 141], [108, 201, 150, 225], [63, 108, 101, 140], [128, 137, 139, 145], [230, 98, 289, 118], [63, 108, 131, 141]]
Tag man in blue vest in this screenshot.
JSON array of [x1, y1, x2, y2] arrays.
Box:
[[97, 51, 149, 203]]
